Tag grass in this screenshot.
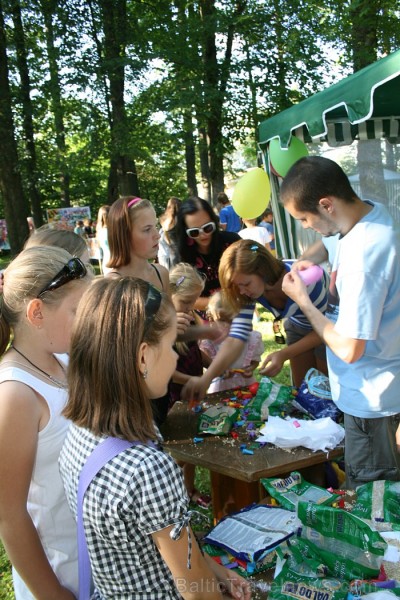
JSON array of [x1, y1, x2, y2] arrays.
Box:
[[0, 301, 290, 598]]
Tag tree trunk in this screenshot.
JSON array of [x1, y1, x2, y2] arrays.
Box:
[[183, 110, 198, 196], [197, 123, 211, 202], [199, 0, 246, 205], [40, 0, 70, 206], [11, 0, 44, 227], [0, 0, 29, 253], [100, 0, 139, 201]]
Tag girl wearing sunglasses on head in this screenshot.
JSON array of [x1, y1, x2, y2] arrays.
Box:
[[0, 246, 93, 599], [60, 277, 251, 600], [174, 197, 240, 315]]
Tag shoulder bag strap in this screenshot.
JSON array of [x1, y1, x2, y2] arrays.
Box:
[[77, 437, 135, 600]]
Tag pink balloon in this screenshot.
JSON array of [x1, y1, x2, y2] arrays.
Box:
[[297, 265, 324, 285]]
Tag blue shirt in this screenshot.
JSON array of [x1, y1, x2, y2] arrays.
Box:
[[219, 205, 241, 233], [325, 201, 400, 418]]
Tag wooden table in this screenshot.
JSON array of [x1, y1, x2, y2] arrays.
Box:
[[161, 392, 344, 522]]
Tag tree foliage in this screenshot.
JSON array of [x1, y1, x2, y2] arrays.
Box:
[[0, 0, 399, 252]]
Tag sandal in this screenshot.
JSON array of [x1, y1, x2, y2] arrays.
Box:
[[189, 489, 212, 509]]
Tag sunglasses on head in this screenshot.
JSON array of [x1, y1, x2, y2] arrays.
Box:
[[37, 258, 87, 298], [185, 221, 216, 239]]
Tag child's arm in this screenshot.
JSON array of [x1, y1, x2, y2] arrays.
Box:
[[0, 382, 76, 600], [152, 525, 251, 599], [241, 359, 259, 378], [259, 330, 323, 377]]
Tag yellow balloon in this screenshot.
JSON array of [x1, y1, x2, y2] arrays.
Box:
[[231, 168, 271, 219]]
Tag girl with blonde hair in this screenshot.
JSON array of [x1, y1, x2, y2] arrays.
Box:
[[60, 277, 250, 600], [200, 291, 264, 394], [0, 246, 93, 599]]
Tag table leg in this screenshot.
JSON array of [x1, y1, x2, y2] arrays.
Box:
[[210, 472, 265, 523]]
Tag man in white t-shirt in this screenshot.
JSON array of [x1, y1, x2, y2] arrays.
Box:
[[280, 156, 400, 489]]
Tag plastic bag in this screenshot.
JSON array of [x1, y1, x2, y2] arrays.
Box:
[[270, 553, 348, 600], [352, 480, 400, 530], [197, 405, 239, 435], [293, 369, 342, 422], [246, 376, 295, 421], [261, 471, 340, 512], [202, 504, 300, 565], [297, 501, 387, 580]]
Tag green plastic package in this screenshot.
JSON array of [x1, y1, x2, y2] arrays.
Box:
[[246, 377, 294, 421], [297, 501, 387, 580], [352, 480, 400, 530], [261, 471, 340, 511], [197, 405, 239, 435], [270, 554, 348, 600]]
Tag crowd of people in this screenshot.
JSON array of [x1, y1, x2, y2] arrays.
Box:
[[0, 155, 399, 599]]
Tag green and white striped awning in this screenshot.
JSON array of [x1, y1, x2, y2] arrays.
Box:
[[259, 50, 400, 150], [258, 50, 400, 258]]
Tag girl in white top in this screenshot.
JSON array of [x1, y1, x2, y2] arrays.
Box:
[[0, 246, 92, 599], [95, 205, 111, 274]]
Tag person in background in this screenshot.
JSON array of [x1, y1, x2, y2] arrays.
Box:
[[24, 225, 90, 263], [280, 155, 400, 489], [60, 277, 251, 600], [158, 196, 181, 269], [259, 209, 275, 254], [95, 205, 111, 275], [174, 197, 240, 315], [73, 220, 85, 236], [180, 238, 329, 402], [200, 291, 264, 394], [83, 218, 94, 237], [0, 246, 93, 599], [218, 192, 242, 233], [168, 263, 212, 509], [239, 217, 272, 250]]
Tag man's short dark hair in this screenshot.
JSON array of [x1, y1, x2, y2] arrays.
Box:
[[280, 156, 358, 213]]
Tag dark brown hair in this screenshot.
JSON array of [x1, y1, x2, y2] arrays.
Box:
[[107, 196, 153, 268], [281, 156, 357, 213], [219, 239, 285, 312], [63, 277, 174, 442]]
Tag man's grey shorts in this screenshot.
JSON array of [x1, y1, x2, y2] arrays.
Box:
[[344, 413, 400, 489]]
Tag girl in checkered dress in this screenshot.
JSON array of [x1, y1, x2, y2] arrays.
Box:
[[60, 277, 251, 600]]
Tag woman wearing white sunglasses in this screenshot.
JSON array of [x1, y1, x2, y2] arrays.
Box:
[[174, 197, 240, 314]]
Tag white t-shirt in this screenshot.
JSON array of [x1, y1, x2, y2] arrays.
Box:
[[239, 226, 272, 246]]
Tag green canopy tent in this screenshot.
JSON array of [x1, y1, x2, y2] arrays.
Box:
[[258, 49, 400, 258]]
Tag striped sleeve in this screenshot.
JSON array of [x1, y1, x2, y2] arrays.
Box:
[[289, 270, 329, 328], [228, 304, 255, 341]]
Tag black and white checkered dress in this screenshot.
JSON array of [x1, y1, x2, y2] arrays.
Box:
[[59, 425, 190, 599]]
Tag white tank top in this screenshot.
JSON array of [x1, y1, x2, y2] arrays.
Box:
[[0, 361, 78, 599]]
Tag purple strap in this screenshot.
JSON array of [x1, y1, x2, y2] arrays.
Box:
[[77, 438, 136, 600]]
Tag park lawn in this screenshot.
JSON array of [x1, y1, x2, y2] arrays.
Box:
[[0, 307, 291, 598]]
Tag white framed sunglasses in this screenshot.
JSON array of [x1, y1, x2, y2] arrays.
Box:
[[185, 221, 216, 239]]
